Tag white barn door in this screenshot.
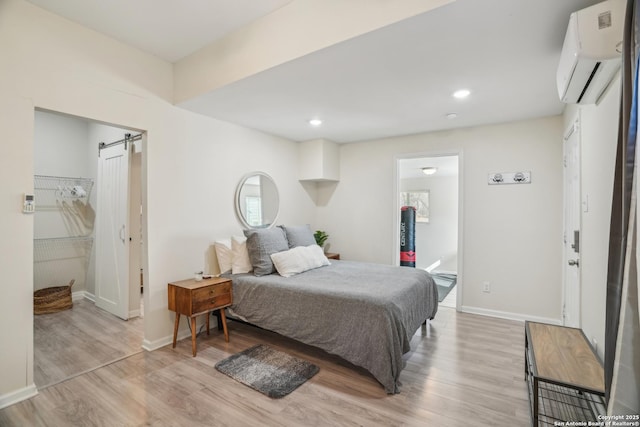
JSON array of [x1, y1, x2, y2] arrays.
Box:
[[95, 143, 130, 320]]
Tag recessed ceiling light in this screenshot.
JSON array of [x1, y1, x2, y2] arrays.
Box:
[[446, 113, 458, 119], [422, 167, 438, 175], [309, 119, 323, 126], [453, 89, 471, 99]]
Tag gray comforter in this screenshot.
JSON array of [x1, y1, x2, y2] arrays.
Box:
[[225, 260, 438, 394]]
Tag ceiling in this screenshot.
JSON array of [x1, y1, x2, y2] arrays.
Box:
[[400, 155, 459, 180], [26, 0, 602, 143], [25, 0, 293, 62]]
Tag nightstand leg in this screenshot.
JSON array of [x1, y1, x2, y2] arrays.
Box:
[[172, 313, 180, 348], [220, 308, 229, 342], [191, 317, 197, 357], [206, 312, 210, 335]]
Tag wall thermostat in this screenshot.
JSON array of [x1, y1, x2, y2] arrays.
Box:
[[23, 193, 35, 213]]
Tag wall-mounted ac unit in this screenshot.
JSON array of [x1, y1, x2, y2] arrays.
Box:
[[557, 0, 624, 105]]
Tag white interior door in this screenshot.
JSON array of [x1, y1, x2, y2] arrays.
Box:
[[95, 143, 130, 320], [563, 118, 581, 327]]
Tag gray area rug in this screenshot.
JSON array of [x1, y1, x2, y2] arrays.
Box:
[[432, 273, 457, 302], [215, 344, 319, 398]]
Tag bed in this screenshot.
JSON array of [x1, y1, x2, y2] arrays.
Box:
[[222, 258, 438, 394]]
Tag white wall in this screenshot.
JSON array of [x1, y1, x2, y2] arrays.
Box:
[[0, 0, 316, 405], [34, 111, 91, 178], [32, 111, 94, 292], [317, 117, 564, 322], [401, 175, 458, 271], [33, 112, 92, 242]]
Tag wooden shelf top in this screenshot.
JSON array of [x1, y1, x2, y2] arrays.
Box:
[[527, 322, 604, 394], [168, 276, 230, 290]]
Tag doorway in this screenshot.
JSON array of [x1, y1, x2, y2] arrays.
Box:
[[33, 109, 146, 388], [395, 153, 461, 309]]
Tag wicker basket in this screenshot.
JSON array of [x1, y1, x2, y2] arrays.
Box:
[[34, 279, 75, 315]]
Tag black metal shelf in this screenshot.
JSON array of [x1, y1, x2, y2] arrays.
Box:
[[526, 372, 605, 426], [525, 322, 606, 426]]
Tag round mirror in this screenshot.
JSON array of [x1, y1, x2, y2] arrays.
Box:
[[235, 172, 280, 229]]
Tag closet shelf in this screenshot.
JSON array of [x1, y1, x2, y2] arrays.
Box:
[[34, 236, 93, 291], [34, 175, 94, 207], [34, 236, 94, 242], [33, 175, 96, 292], [34, 237, 93, 262]]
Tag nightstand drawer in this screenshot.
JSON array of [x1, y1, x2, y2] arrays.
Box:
[[192, 282, 231, 312], [192, 282, 231, 301]]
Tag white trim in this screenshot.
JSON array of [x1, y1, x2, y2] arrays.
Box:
[[0, 384, 37, 409], [432, 268, 457, 275], [72, 291, 96, 303], [76, 291, 141, 318], [460, 305, 562, 325], [392, 157, 401, 265], [455, 150, 464, 312], [141, 329, 191, 352]]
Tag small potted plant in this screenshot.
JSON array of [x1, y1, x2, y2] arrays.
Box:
[[314, 230, 329, 250]]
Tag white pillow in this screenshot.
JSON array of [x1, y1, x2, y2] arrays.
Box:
[[270, 245, 330, 278], [231, 235, 252, 274], [214, 239, 232, 274]]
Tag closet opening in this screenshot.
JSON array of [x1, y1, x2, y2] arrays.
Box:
[[33, 108, 147, 389]]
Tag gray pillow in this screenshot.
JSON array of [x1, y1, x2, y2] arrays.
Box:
[[244, 227, 289, 276], [279, 224, 316, 248]]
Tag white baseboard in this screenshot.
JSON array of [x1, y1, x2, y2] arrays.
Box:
[[0, 384, 37, 410], [72, 291, 95, 302], [432, 269, 457, 275], [142, 329, 191, 352], [460, 305, 562, 325], [74, 293, 140, 320]]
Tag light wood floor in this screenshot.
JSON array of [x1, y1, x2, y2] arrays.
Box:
[[34, 298, 144, 388], [2, 307, 530, 426]]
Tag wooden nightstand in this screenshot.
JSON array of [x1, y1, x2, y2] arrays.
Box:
[[168, 277, 232, 357], [325, 252, 340, 260]]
